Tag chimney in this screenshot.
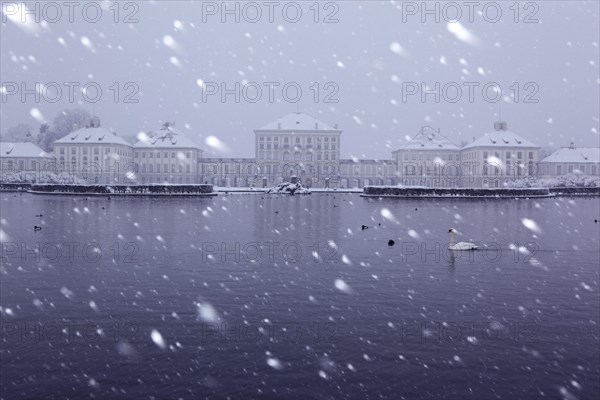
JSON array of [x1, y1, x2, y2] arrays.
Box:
[[569, 141, 575, 149], [277, 122, 281, 130], [494, 121, 507, 131]]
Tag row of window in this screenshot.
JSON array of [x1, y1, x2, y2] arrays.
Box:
[[135, 151, 193, 159], [58, 146, 131, 157], [140, 164, 192, 173], [258, 136, 337, 143], [257, 152, 338, 161], [463, 151, 535, 160], [57, 147, 196, 160], [402, 152, 458, 161], [259, 143, 337, 150], [555, 164, 598, 175]]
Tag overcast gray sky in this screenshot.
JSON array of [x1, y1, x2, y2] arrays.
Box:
[[1, 1, 599, 158]]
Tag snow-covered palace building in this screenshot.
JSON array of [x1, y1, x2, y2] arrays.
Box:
[[392, 122, 542, 188], [133, 122, 203, 184], [53, 117, 134, 184], [0, 142, 54, 182], [460, 121, 540, 188], [539, 143, 599, 177], [392, 126, 462, 187], [253, 112, 342, 188]]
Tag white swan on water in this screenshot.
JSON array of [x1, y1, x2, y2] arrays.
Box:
[[448, 229, 479, 250]]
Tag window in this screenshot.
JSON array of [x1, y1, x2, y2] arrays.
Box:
[[259, 137, 264, 141], [517, 152, 522, 159], [296, 138, 300, 143], [483, 151, 488, 159], [83, 148, 88, 154], [149, 152, 153, 158], [156, 164, 160, 173], [186, 165, 190, 173], [142, 152, 146, 158], [267, 136, 271, 141], [557, 165, 562, 175], [568, 165, 573, 173], [294, 152, 301, 161], [134, 153, 139, 158], [284, 137, 289, 143], [71, 148, 76, 154], [60, 148, 65, 154], [529, 152, 533, 160], [149, 164, 153, 173], [186, 152, 191, 159]]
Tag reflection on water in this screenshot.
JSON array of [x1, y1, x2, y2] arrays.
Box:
[[1, 193, 599, 399]]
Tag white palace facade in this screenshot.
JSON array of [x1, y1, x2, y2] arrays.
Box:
[[1, 113, 598, 188]]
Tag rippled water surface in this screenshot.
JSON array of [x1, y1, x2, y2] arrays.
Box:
[[1, 193, 599, 399]]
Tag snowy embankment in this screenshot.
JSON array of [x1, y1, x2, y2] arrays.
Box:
[[22, 184, 217, 196], [362, 186, 554, 198], [214, 187, 362, 194], [265, 182, 311, 195]]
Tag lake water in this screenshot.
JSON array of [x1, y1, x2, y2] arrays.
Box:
[[1, 193, 599, 399]]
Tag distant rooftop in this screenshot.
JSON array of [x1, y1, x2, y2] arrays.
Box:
[[541, 145, 600, 164], [256, 112, 340, 132], [0, 142, 53, 158], [394, 126, 460, 152], [462, 122, 538, 149], [134, 122, 200, 149], [54, 118, 130, 146]]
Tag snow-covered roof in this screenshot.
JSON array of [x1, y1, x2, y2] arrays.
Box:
[[134, 124, 200, 149], [54, 126, 131, 146], [256, 112, 340, 132], [541, 147, 600, 164], [463, 122, 538, 149], [394, 126, 460, 151], [0, 142, 53, 158]]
